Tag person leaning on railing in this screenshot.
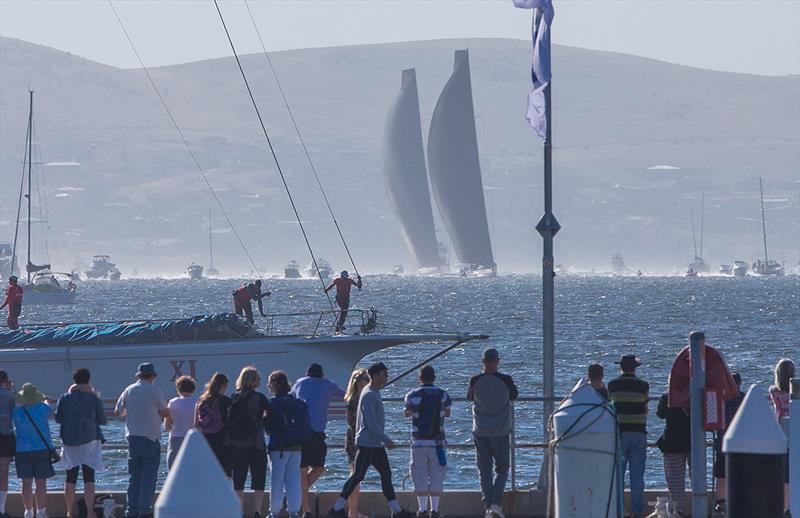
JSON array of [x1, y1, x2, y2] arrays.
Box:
[[467, 348, 518, 518]]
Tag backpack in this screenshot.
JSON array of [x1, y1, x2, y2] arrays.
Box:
[[279, 395, 312, 448], [197, 396, 224, 434], [416, 388, 444, 440], [227, 390, 257, 441]]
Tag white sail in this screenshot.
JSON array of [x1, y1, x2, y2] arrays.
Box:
[[427, 50, 495, 268], [382, 69, 442, 269]]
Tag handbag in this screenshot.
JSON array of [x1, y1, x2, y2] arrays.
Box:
[[21, 407, 61, 464]]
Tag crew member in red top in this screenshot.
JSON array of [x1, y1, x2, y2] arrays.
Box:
[[232, 279, 270, 324], [0, 276, 24, 330], [325, 270, 362, 332]]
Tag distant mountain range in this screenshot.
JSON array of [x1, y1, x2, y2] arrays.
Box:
[[0, 36, 798, 275]]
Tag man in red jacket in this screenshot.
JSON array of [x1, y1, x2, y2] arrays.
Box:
[[232, 279, 270, 324], [0, 276, 23, 330], [325, 271, 362, 333]]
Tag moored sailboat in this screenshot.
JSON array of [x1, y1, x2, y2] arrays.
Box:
[[752, 178, 784, 276]]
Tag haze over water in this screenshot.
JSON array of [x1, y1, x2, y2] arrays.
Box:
[[6, 274, 798, 491]]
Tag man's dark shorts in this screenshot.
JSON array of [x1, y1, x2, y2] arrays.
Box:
[[0, 432, 15, 458], [301, 432, 327, 468]]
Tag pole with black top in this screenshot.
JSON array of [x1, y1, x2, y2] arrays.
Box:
[[790, 378, 799, 517], [723, 384, 787, 518]]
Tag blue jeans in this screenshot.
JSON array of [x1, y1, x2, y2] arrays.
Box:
[[619, 432, 647, 518], [127, 436, 161, 516], [474, 434, 510, 509]]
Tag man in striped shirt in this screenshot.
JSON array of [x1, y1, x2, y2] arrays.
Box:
[[608, 354, 649, 518]]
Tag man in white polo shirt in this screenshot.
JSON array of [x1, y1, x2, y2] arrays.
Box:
[[115, 363, 169, 518]]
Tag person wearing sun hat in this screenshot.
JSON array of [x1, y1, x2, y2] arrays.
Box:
[[608, 354, 650, 518], [114, 363, 169, 518], [12, 383, 55, 518]]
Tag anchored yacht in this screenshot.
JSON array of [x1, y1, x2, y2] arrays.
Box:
[[306, 258, 333, 279], [284, 260, 302, 279], [187, 263, 204, 280]]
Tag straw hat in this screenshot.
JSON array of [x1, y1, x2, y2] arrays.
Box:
[[16, 383, 46, 406]]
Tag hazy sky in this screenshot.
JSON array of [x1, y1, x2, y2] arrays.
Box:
[[0, 0, 798, 75]]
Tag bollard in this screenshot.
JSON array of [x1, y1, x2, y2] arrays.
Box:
[[688, 331, 707, 518], [155, 429, 241, 518], [723, 385, 787, 518], [791, 378, 800, 518], [552, 379, 618, 518]]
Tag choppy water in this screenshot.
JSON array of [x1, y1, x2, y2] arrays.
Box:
[[5, 274, 799, 493]]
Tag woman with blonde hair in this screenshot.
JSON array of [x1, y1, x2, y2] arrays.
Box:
[[343, 368, 370, 518], [769, 358, 795, 516], [228, 366, 270, 518]]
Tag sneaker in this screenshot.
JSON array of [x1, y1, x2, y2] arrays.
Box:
[[429, 512, 441, 518], [326, 509, 347, 518], [392, 511, 416, 518], [489, 505, 505, 518], [24, 511, 33, 518], [416, 512, 429, 518]]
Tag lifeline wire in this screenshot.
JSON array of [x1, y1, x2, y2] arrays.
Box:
[[213, 0, 333, 308], [243, 0, 360, 278], [107, 0, 265, 282]]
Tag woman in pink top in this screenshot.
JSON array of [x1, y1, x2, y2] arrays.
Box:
[[164, 376, 198, 469], [768, 357, 794, 515]]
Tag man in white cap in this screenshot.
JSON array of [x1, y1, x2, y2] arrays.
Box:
[[115, 363, 170, 518]]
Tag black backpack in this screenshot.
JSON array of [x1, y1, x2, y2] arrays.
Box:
[[227, 390, 257, 441]]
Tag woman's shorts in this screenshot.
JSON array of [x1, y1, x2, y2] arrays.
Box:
[[15, 449, 55, 479], [0, 433, 15, 458]]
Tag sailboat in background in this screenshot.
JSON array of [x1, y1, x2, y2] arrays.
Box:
[[687, 194, 709, 274], [427, 50, 496, 277], [752, 178, 784, 276], [382, 68, 448, 274], [11, 91, 76, 304], [205, 210, 220, 277]]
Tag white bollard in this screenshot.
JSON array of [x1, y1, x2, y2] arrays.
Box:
[[552, 379, 618, 518], [155, 429, 242, 518]]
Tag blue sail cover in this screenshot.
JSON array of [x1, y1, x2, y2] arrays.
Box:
[[0, 313, 256, 347]]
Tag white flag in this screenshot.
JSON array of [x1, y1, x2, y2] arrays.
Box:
[[515, 0, 554, 138]]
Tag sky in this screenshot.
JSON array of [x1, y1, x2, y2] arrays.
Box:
[[0, 0, 798, 76]]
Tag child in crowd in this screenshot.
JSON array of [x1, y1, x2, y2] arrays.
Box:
[[165, 376, 197, 469]]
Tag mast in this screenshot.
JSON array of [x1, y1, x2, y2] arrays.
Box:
[[208, 210, 214, 271], [699, 193, 705, 259], [26, 91, 33, 284], [759, 177, 769, 262], [691, 209, 698, 260]]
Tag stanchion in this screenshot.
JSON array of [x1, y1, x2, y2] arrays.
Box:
[[790, 378, 799, 517], [723, 385, 787, 518]]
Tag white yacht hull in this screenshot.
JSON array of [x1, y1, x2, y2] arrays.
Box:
[[22, 286, 76, 305], [0, 333, 473, 407]]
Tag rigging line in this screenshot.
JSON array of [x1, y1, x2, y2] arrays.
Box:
[[213, 0, 333, 308], [107, 0, 264, 282], [243, 0, 360, 278]]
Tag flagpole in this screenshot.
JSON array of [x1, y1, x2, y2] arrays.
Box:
[[534, 18, 559, 488]]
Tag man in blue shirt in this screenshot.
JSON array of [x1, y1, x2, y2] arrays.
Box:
[[404, 365, 451, 518], [291, 363, 345, 518]]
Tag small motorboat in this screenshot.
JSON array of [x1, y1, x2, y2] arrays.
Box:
[[719, 264, 733, 275], [85, 255, 121, 280], [306, 258, 333, 279], [187, 263, 204, 280], [284, 260, 302, 279], [732, 261, 748, 277]]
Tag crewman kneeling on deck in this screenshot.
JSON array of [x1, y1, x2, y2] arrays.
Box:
[[325, 271, 362, 333], [232, 279, 270, 325], [0, 276, 23, 330]]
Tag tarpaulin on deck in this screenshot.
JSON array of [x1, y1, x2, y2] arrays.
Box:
[[0, 313, 257, 347]]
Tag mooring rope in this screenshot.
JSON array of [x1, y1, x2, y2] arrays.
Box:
[[242, 0, 361, 279], [213, 0, 333, 308], [107, 0, 265, 282]]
